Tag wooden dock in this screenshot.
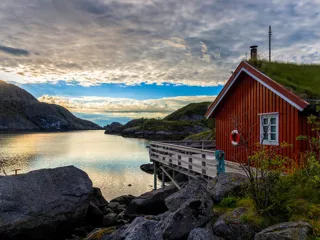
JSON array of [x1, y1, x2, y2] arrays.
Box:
[[149, 141, 243, 189]]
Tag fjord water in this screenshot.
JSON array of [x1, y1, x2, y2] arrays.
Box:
[[0, 130, 154, 200]]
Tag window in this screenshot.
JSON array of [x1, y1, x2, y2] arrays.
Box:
[[260, 113, 279, 145]]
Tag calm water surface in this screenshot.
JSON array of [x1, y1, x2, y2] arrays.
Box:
[[0, 130, 154, 200]]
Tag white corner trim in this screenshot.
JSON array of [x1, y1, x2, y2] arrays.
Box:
[[206, 66, 304, 119]]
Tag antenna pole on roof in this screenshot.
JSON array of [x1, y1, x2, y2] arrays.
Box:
[[269, 26, 272, 62]]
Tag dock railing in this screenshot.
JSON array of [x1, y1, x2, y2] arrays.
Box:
[[149, 141, 243, 182], [157, 140, 216, 150]]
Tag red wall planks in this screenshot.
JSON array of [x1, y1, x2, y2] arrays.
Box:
[[213, 72, 307, 163]]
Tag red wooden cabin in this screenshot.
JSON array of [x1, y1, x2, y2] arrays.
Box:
[[205, 55, 318, 165]]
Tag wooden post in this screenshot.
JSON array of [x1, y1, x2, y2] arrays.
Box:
[[202, 153, 206, 177], [162, 168, 165, 190], [188, 157, 192, 172], [154, 162, 157, 190]]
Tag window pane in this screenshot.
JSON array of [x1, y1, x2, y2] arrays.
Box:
[[270, 118, 276, 124], [263, 118, 268, 125], [271, 126, 276, 132], [263, 126, 269, 133], [271, 133, 276, 141], [263, 133, 268, 140]]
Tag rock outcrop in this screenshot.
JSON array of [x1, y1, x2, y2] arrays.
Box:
[[165, 178, 210, 212], [207, 173, 247, 203], [212, 207, 259, 240], [126, 185, 178, 215], [0, 80, 101, 131], [188, 228, 223, 240], [160, 199, 213, 239], [103, 122, 124, 134], [0, 166, 93, 239], [254, 221, 313, 240], [106, 217, 163, 240]]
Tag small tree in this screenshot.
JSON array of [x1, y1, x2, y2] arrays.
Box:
[[297, 105, 320, 162], [229, 111, 292, 213]]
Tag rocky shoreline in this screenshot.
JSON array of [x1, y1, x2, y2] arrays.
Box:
[[0, 166, 314, 240]]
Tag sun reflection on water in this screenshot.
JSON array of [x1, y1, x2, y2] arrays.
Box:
[[0, 130, 154, 200]]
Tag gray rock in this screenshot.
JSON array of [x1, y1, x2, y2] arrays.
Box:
[[140, 163, 154, 174], [155, 211, 171, 221], [108, 202, 120, 211], [92, 187, 108, 207], [254, 221, 313, 240], [106, 217, 163, 240], [104, 208, 114, 215], [102, 213, 117, 227], [165, 178, 210, 212], [159, 199, 213, 240], [86, 202, 104, 225], [117, 204, 127, 213], [188, 228, 223, 240], [207, 173, 247, 203], [126, 185, 178, 215], [212, 207, 259, 240], [0, 166, 93, 239], [110, 195, 135, 206], [116, 211, 126, 221]]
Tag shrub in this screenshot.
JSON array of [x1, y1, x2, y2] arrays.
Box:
[[219, 197, 237, 208]]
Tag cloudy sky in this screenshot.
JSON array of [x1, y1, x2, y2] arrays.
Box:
[[0, 0, 319, 126]]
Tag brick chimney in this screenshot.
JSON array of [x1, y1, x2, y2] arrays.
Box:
[[250, 45, 258, 61]]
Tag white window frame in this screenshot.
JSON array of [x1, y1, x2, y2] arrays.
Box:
[[259, 112, 279, 146]]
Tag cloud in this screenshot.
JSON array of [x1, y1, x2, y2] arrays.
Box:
[[38, 95, 216, 120], [0, 0, 319, 86], [0, 45, 30, 56]]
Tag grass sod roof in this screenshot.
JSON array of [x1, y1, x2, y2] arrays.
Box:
[[247, 60, 320, 100]]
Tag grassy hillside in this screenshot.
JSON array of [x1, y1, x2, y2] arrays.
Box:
[[105, 102, 215, 140], [247, 60, 320, 99], [164, 102, 211, 121]]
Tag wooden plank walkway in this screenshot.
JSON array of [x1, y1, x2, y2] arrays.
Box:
[[149, 141, 243, 179]]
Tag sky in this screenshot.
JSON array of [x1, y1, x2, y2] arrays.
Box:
[[0, 0, 319, 126]]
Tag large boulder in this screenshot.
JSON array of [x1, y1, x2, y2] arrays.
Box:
[[188, 228, 223, 240], [110, 195, 135, 206], [92, 187, 108, 207], [105, 217, 163, 240], [126, 185, 178, 215], [159, 199, 213, 240], [207, 173, 247, 203], [0, 166, 93, 240], [165, 178, 210, 212], [212, 207, 259, 240], [254, 221, 313, 240]]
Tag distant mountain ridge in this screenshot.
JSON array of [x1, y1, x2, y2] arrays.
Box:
[[0, 80, 101, 131], [104, 102, 214, 140]]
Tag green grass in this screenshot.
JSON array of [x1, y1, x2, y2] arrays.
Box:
[[213, 197, 266, 227], [184, 130, 214, 141], [247, 60, 320, 99], [141, 118, 195, 131], [164, 102, 211, 121]]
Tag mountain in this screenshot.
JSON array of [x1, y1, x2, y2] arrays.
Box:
[[104, 102, 214, 140], [0, 80, 101, 131], [164, 102, 211, 121]]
